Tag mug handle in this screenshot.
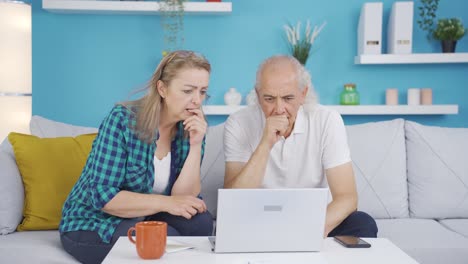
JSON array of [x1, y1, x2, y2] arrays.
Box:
[[127, 227, 136, 244]]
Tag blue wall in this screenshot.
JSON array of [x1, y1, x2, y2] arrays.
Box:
[[32, 0, 468, 127]]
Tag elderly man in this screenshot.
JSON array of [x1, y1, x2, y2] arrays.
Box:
[[223, 55, 377, 238]]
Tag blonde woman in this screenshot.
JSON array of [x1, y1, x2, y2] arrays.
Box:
[[60, 50, 213, 264]]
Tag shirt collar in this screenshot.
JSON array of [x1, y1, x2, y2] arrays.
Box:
[[291, 106, 305, 134]]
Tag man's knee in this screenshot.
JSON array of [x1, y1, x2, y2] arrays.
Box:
[[349, 211, 378, 237]]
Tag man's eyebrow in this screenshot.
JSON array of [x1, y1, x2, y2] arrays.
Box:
[[262, 94, 295, 98]]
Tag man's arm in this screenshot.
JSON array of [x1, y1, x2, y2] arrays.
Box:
[[224, 115, 289, 189], [324, 161, 358, 236], [224, 139, 271, 188]]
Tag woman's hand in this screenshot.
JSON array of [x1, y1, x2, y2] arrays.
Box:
[[163, 195, 207, 219], [183, 109, 207, 146]]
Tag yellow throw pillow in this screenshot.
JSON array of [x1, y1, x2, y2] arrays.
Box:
[[8, 132, 96, 231]]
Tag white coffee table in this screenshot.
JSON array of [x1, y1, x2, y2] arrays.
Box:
[[103, 237, 419, 264]]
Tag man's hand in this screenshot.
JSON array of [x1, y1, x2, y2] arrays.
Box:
[[261, 115, 289, 148], [183, 109, 207, 146]]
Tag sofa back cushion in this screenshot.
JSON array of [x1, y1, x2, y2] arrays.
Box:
[[200, 123, 225, 217], [0, 139, 24, 235], [346, 119, 409, 219], [406, 121, 468, 219], [30, 115, 97, 137]]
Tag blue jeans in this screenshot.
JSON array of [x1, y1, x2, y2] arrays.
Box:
[[327, 211, 378, 238], [60, 211, 213, 264]]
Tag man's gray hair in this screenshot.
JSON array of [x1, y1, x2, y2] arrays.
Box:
[[254, 55, 318, 109]]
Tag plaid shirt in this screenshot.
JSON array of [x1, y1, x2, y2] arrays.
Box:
[[59, 105, 205, 243]]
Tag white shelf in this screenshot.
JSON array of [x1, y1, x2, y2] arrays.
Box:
[[43, 0, 232, 15], [328, 105, 458, 115], [202, 105, 459, 115], [203, 105, 245, 115], [355, 53, 468, 64]]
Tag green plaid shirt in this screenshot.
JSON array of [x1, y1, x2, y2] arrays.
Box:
[[59, 105, 205, 243]]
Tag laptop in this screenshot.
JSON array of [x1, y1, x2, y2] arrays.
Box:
[[210, 188, 329, 253]]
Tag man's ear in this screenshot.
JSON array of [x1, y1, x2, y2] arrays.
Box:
[[301, 87, 309, 103], [156, 80, 167, 98]]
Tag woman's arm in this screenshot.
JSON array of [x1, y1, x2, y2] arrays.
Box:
[[172, 109, 206, 196], [171, 144, 203, 196], [103, 191, 207, 219]]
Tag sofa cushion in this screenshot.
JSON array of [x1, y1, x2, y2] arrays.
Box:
[[30, 115, 97, 137], [0, 139, 24, 235], [406, 121, 468, 219], [200, 123, 225, 217], [346, 119, 408, 219], [439, 219, 468, 238], [0, 230, 78, 263], [8, 133, 96, 231], [376, 219, 468, 264]]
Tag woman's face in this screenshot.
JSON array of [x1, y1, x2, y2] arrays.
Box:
[[160, 68, 210, 122]]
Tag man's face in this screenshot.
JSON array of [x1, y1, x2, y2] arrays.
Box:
[[257, 64, 307, 135]]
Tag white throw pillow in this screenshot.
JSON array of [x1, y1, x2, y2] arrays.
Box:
[[200, 123, 225, 217], [406, 121, 468, 219], [0, 138, 24, 235], [346, 119, 409, 219], [30, 115, 97, 137]]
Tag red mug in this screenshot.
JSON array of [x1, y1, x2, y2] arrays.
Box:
[[127, 221, 167, 259]]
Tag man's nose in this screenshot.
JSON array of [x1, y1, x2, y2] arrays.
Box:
[[274, 99, 285, 114]]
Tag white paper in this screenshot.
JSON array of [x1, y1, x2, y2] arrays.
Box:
[[165, 239, 195, 253]]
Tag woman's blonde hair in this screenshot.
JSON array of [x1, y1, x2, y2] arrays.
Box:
[[121, 50, 211, 143]]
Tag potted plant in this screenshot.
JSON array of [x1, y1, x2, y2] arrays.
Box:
[[432, 18, 467, 53], [283, 20, 326, 65], [160, 0, 186, 56]]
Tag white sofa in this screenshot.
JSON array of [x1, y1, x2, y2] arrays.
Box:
[[1, 116, 467, 264]]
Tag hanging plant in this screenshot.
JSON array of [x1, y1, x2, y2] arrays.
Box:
[[160, 0, 187, 56], [417, 0, 440, 40]]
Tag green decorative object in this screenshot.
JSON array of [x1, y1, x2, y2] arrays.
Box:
[[340, 83, 360, 105]]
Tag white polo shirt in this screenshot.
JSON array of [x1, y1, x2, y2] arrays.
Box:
[[224, 105, 351, 188]]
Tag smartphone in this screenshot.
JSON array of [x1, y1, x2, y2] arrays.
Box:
[[334, 236, 371, 248]]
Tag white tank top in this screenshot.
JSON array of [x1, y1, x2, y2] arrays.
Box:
[[153, 152, 171, 194]]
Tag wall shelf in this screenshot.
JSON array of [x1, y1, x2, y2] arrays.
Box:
[[42, 0, 232, 15], [355, 53, 468, 64], [202, 105, 459, 115]]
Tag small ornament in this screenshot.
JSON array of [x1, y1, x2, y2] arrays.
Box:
[[340, 83, 360, 105], [224, 87, 242, 106], [246, 89, 258, 106]]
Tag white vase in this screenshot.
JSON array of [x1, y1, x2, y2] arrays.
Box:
[[246, 89, 258, 106], [224, 88, 242, 106]]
